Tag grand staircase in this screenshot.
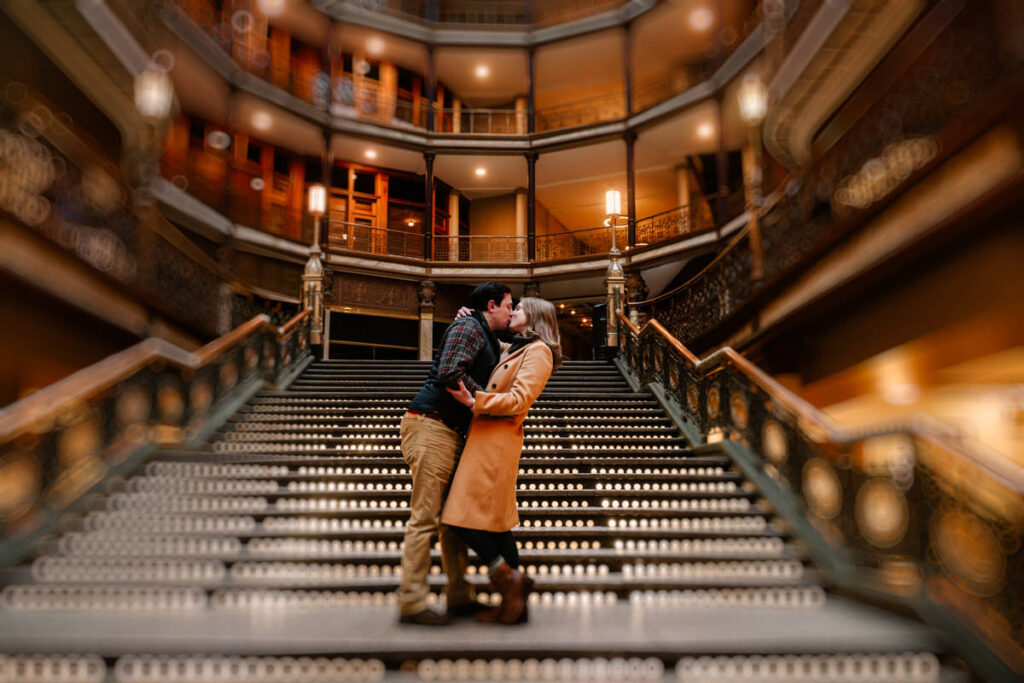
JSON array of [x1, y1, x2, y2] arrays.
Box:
[[0, 360, 952, 681]]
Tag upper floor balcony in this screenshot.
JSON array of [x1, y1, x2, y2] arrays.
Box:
[[149, 0, 766, 144]]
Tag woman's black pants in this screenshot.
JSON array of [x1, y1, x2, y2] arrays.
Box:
[[448, 525, 520, 568]]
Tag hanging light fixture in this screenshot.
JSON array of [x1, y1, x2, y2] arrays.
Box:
[[133, 69, 173, 119]]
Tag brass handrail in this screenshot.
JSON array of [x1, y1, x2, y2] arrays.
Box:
[[617, 309, 1024, 497], [0, 311, 309, 443]]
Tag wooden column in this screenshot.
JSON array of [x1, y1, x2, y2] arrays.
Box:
[[514, 188, 528, 261], [526, 151, 537, 261], [448, 189, 460, 261]]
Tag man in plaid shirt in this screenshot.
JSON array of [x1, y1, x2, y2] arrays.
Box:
[[398, 282, 513, 625]]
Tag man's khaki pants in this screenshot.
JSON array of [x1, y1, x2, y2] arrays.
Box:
[[398, 414, 475, 615]]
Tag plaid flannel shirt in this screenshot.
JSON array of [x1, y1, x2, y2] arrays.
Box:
[[435, 316, 492, 395]]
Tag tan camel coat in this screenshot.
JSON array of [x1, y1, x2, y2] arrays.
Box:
[[441, 340, 553, 532]]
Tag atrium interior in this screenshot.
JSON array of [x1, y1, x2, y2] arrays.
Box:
[[0, 0, 1021, 680]]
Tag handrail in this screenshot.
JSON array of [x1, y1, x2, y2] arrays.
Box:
[[278, 309, 311, 336], [617, 310, 1024, 495], [0, 312, 309, 443]]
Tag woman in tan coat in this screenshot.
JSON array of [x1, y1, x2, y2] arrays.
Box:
[[441, 297, 562, 624]]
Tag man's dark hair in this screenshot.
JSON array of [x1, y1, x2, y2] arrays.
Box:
[[468, 282, 511, 312]]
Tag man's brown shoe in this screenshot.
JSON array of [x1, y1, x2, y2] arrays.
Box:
[[399, 607, 453, 625]]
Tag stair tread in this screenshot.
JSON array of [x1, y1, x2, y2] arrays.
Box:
[[0, 596, 941, 657]]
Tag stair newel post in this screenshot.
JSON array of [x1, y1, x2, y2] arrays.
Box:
[[604, 191, 626, 358], [303, 184, 327, 352], [417, 280, 436, 361]]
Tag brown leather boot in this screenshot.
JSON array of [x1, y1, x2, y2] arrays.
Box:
[[489, 562, 534, 625], [475, 577, 501, 623]]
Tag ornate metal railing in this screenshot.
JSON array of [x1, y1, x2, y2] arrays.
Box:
[[325, 220, 424, 260], [534, 92, 627, 133], [632, 203, 722, 246], [432, 235, 528, 262], [535, 224, 629, 261], [436, 108, 524, 135], [0, 310, 312, 567], [616, 310, 1024, 677]]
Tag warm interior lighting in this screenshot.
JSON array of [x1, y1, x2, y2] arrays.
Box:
[[307, 184, 326, 216], [559, 303, 565, 309], [570, 310, 576, 315], [251, 112, 272, 131], [605, 190, 621, 216], [406, 219, 416, 227], [365, 149, 377, 159], [696, 122, 714, 139], [475, 65, 490, 79], [257, 0, 285, 16], [475, 167, 487, 176], [133, 69, 173, 119], [689, 7, 713, 31], [206, 130, 231, 150], [366, 37, 385, 55], [738, 73, 768, 126]]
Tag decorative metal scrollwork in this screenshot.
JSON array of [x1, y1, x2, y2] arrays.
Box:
[[931, 509, 1007, 597], [706, 385, 721, 420], [761, 420, 788, 466], [729, 392, 749, 430], [219, 362, 238, 390], [854, 478, 910, 549], [686, 383, 699, 414], [189, 381, 213, 413], [803, 458, 842, 521]]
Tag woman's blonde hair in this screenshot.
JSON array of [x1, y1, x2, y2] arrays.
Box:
[[519, 297, 563, 371]]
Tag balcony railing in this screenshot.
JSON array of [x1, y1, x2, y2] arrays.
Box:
[[164, 158, 739, 264], [436, 108, 525, 135], [535, 92, 627, 133], [635, 204, 703, 245], [536, 225, 629, 261], [325, 220, 425, 260], [164, 155, 742, 265], [433, 235, 528, 262]]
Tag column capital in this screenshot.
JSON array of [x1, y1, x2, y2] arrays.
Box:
[[524, 150, 539, 162], [524, 281, 541, 298], [423, 151, 436, 163]]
